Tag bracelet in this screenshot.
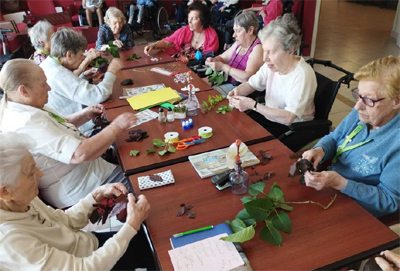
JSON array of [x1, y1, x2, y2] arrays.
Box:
[[253, 101, 258, 111]]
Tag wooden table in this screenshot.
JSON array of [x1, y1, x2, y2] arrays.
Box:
[[119, 44, 176, 69], [105, 90, 273, 175], [129, 140, 399, 270], [103, 61, 214, 109]]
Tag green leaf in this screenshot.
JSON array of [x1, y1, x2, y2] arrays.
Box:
[[220, 225, 255, 243], [261, 221, 282, 246], [146, 148, 156, 154], [236, 209, 257, 226], [153, 138, 166, 148], [129, 150, 140, 157], [271, 212, 292, 233], [248, 182, 266, 196], [167, 144, 176, 153], [241, 196, 254, 204], [276, 202, 293, 211], [267, 183, 284, 202], [205, 67, 213, 75], [230, 218, 247, 232], [158, 149, 168, 156], [244, 198, 274, 221]]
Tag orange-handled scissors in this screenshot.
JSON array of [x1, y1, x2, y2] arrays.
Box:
[[175, 136, 206, 151]]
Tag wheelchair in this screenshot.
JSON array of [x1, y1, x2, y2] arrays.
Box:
[[126, 1, 169, 39]]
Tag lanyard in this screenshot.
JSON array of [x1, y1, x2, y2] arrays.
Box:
[[333, 124, 372, 162], [44, 109, 80, 134]]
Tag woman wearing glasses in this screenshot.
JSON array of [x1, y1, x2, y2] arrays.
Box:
[[301, 55, 400, 217]]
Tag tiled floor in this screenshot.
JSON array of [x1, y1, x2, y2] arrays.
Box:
[[314, 0, 399, 127]]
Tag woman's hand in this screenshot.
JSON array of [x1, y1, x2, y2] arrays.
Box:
[[303, 171, 347, 191], [82, 104, 104, 121], [126, 194, 150, 231], [302, 147, 325, 170], [144, 42, 157, 56], [229, 96, 255, 112], [375, 250, 400, 271], [206, 58, 225, 71], [110, 112, 137, 131], [84, 48, 101, 62], [113, 39, 124, 48], [91, 183, 128, 202]]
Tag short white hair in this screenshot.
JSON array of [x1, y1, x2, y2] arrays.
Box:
[[28, 20, 53, 50], [0, 132, 34, 187]]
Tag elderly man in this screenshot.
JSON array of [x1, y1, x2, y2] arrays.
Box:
[[0, 59, 136, 209]]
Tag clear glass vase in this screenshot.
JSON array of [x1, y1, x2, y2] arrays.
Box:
[[229, 161, 249, 195]]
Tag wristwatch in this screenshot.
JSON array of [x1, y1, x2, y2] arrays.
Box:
[[253, 101, 258, 111]]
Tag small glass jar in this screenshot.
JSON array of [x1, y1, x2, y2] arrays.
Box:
[[229, 160, 249, 195], [167, 107, 175, 122], [158, 108, 166, 123]]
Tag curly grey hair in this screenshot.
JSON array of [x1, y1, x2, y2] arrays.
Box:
[[50, 27, 87, 58], [234, 11, 259, 35], [104, 7, 126, 25], [28, 20, 53, 50], [258, 13, 302, 52]]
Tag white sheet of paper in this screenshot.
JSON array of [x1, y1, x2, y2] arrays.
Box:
[[168, 233, 244, 271]]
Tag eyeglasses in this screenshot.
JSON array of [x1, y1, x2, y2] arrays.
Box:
[[351, 88, 385, 107]]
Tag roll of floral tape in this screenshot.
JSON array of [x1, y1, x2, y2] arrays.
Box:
[[164, 132, 179, 143], [198, 126, 213, 139]]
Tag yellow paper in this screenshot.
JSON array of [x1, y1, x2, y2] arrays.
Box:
[[127, 87, 181, 110]]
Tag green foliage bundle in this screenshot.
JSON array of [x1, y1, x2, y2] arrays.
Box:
[[201, 94, 225, 113], [222, 182, 293, 246], [127, 53, 141, 61], [147, 139, 176, 156], [90, 56, 108, 68], [205, 67, 228, 86], [107, 42, 120, 58]]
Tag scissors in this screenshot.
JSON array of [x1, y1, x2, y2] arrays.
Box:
[[175, 135, 206, 151]]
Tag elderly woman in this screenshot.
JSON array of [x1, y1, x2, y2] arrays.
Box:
[[205, 11, 263, 96], [302, 56, 400, 217], [144, 2, 219, 58], [0, 133, 156, 270], [40, 27, 122, 136], [228, 13, 317, 138], [82, 0, 104, 27], [96, 7, 134, 50], [0, 59, 136, 209], [28, 21, 100, 77], [28, 20, 53, 65]]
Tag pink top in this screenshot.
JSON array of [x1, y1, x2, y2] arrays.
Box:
[[261, 0, 283, 26], [227, 38, 261, 85], [163, 25, 219, 55]]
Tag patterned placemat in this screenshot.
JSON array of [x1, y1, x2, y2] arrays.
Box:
[[138, 169, 175, 190]]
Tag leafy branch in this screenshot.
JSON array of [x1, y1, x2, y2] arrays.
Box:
[[222, 182, 336, 246], [150, 138, 176, 156], [200, 94, 224, 113]]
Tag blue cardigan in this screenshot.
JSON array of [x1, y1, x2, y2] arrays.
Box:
[[96, 24, 134, 50], [315, 109, 400, 217]]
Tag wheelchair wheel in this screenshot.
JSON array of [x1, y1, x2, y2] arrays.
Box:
[[157, 6, 169, 35]]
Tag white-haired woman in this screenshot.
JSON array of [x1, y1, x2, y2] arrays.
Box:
[[96, 7, 134, 50], [228, 13, 317, 139], [0, 132, 156, 270], [28, 20, 54, 65]]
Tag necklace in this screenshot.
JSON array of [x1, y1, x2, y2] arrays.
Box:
[[229, 37, 258, 70]]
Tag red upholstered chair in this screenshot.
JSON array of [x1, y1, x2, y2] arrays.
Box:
[[26, 0, 57, 17], [53, 0, 81, 26]]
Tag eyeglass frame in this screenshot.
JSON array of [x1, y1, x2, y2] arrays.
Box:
[[351, 88, 385, 107]]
